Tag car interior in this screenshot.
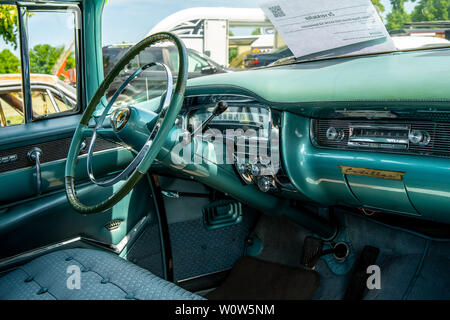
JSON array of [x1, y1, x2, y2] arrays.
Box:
[[0, 0, 450, 301]]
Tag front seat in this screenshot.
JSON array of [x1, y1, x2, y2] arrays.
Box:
[[0, 248, 204, 300]]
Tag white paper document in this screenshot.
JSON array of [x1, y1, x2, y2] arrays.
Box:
[[259, 0, 396, 59]]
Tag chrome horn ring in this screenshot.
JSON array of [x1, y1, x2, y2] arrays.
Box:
[[86, 61, 173, 187]]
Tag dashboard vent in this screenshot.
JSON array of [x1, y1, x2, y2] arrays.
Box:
[[314, 119, 450, 158]]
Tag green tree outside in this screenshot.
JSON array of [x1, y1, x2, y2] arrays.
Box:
[[0, 5, 19, 49], [372, 0, 386, 13], [251, 28, 261, 35], [385, 0, 450, 30], [386, 0, 412, 31], [229, 47, 238, 63], [0, 49, 20, 74], [411, 0, 450, 21], [29, 44, 75, 75]]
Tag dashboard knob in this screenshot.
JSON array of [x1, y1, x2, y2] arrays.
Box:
[[257, 176, 273, 193], [250, 163, 261, 177], [409, 130, 430, 146], [326, 127, 344, 141], [237, 163, 248, 174]]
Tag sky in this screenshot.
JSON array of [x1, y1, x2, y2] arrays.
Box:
[[0, 10, 76, 55]]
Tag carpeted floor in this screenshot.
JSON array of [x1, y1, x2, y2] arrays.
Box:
[[206, 256, 319, 300], [246, 210, 450, 300]]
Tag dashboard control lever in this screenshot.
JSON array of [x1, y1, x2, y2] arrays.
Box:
[[212, 100, 229, 116], [27, 147, 43, 195], [191, 100, 228, 137]]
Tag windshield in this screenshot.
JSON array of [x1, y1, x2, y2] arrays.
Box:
[[102, 0, 450, 70]]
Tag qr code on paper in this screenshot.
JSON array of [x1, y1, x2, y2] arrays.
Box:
[[268, 5, 286, 18]]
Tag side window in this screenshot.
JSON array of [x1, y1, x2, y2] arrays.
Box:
[[0, 4, 80, 128], [30, 87, 75, 116], [28, 10, 78, 119], [169, 48, 211, 72], [187, 52, 209, 73], [137, 48, 160, 66], [169, 48, 179, 72], [0, 5, 24, 127]]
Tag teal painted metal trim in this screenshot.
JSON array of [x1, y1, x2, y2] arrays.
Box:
[[83, 0, 105, 105], [187, 49, 450, 108]]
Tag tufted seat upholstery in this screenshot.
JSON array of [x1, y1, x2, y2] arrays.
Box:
[[0, 248, 204, 300]]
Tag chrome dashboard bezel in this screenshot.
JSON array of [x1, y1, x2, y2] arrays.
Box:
[[182, 94, 295, 192], [310, 118, 450, 159]]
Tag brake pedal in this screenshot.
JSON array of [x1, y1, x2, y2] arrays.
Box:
[[300, 236, 324, 268]]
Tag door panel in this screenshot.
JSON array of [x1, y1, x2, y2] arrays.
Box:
[[0, 117, 150, 260], [0, 139, 132, 204], [0, 177, 155, 260]]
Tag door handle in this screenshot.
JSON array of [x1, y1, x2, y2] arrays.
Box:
[[28, 147, 43, 195]]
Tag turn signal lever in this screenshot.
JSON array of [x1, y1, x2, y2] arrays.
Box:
[[191, 100, 228, 137], [28, 147, 43, 195]]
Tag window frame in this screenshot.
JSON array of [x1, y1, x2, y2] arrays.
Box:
[[1, 1, 85, 125]]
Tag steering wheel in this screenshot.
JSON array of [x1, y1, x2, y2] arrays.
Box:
[[65, 32, 187, 214]]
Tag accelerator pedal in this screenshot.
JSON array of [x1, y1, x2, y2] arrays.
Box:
[[301, 236, 324, 269], [344, 245, 380, 301]]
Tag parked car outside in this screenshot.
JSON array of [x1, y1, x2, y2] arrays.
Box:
[[103, 45, 233, 105], [103, 44, 231, 77], [244, 47, 293, 69], [0, 74, 76, 126]]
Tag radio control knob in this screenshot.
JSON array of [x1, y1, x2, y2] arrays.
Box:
[[326, 127, 345, 141]]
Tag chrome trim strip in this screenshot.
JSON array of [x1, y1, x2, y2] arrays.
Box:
[[46, 88, 60, 113], [18, 5, 32, 123], [177, 268, 232, 283], [0, 237, 81, 270], [77, 215, 149, 255]]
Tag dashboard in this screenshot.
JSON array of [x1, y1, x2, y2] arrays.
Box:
[[155, 48, 450, 225], [173, 91, 450, 226]]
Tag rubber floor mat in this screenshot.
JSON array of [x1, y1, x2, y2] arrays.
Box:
[[206, 256, 320, 300]]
